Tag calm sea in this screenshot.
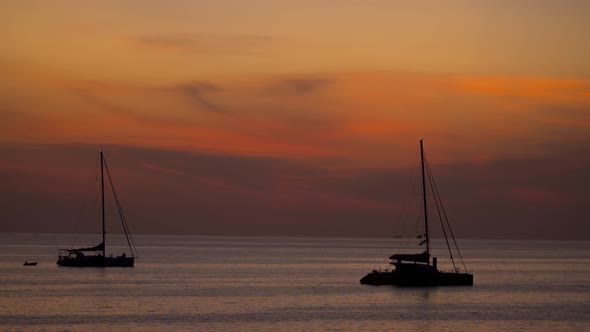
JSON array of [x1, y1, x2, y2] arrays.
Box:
[[1, 234, 589, 331]]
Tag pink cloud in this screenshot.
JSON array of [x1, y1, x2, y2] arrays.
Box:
[[141, 162, 186, 176], [266, 184, 397, 211], [141, 161, 262, 198], [508, 187, 570, 206]]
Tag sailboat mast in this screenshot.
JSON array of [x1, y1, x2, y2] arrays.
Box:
[[100, 150, 106, 257], [420, 140, 430, 256]]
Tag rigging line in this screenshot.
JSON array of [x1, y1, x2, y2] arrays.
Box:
[[119, 200, 138, 258], [101, 156, 138, 257], [103, 157, 138, 257], [424, 156, 457, 272], [104, 159, 137, 258], [426, 157, 467, 272], [112, 185, 138, 257]]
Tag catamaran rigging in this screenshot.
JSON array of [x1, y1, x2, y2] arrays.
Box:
[[360, 140, 473, 286]]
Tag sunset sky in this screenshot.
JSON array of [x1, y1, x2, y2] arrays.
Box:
[[1, 1, 589, 239]]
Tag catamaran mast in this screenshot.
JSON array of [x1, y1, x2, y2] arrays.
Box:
[[420, 140, 430, 257], [100, 150, 106, 257]]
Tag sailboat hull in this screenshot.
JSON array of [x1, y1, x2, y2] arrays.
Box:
[[56, 151, 138, 268], [57, 256, 134, 267]]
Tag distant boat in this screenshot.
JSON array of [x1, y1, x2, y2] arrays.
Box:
[[360, 140, 473, 286], [23, 261, 38, 266], [57, 151, 138, 267]]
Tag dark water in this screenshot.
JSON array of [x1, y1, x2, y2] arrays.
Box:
[[1, 234, 589, 331]]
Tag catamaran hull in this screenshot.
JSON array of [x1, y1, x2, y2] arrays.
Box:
[[360, 271, 397, 285], [437, 271, 473, 286], [360, 270, 473, 287], [57, 256, 134, 267]]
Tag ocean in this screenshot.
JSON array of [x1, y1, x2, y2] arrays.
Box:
[[1, 234, 589, 331]]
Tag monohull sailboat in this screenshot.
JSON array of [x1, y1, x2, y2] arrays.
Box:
[[360, 140, 473, 286], [57, 151, 138, 267]]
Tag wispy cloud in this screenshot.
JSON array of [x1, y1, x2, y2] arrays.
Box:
[[129, 34, 278, 55], [6, 68, 590, 166], [454, 76, 590, 99], [267, 77, 334, 95], [69, 79, 227, 121], [70, 87, 181, 127], [141, 162, 186, 176], [163, 81, 225, 113]]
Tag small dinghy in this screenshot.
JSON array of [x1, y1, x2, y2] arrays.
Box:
[[23, 261, 38, 266]]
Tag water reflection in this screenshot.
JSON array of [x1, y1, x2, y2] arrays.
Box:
[[1, 234, 589, 331]]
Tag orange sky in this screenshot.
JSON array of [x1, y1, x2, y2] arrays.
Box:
[[1, 1, 589, 238]]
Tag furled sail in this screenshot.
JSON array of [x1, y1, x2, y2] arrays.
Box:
[[67, 241, 104, 252]]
